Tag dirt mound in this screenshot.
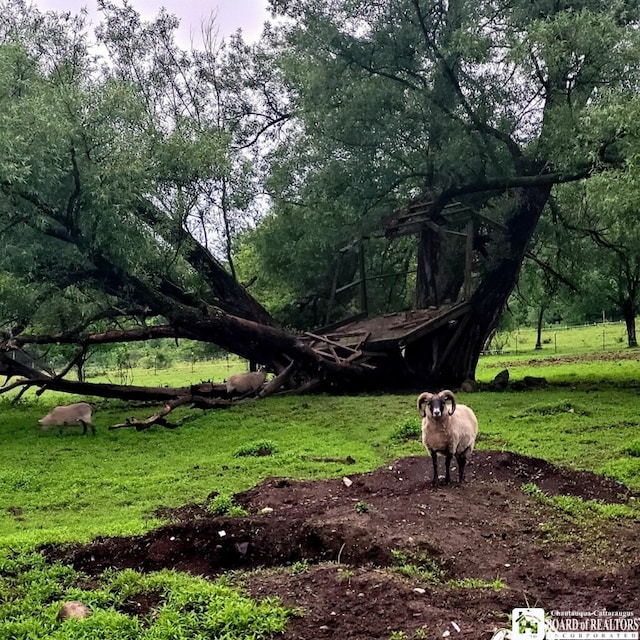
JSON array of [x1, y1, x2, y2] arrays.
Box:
[[42, 451, 639, 639], [493, 348, 640, 369]]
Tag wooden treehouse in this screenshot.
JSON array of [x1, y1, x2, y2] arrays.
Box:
[[299, 198, 488, 386]]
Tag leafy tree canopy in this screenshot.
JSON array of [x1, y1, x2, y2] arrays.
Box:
[[248, 0, 640, 325], [0, 0, 273, 341], [1, 0, 640, 410]]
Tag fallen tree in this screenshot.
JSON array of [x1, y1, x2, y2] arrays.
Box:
[[1, 1, 638, 426]]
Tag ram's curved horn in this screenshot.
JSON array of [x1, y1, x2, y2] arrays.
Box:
[[416, 392, 433, 416], [438, 389, 457, 415]]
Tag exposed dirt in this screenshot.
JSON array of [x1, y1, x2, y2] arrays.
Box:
[[42, 451, 640, 639], [492, 348, 640, 368]]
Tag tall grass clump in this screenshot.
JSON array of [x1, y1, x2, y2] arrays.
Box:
[[0, 552, 294, 639]]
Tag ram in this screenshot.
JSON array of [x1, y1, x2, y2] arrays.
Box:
[[38, 402, 94, 435], [416, 390, 478, 486]]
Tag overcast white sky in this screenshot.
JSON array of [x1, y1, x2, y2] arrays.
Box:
[[33, 0, 271, 45]]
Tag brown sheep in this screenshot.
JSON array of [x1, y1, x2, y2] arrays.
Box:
[[417, 390, 478, 486]]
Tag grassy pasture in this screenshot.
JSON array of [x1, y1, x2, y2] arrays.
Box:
[[1, 347, 639, 548], [477, 348, 640, 387], [486, 319, 630, 356], [88, 354, 247, 388], [1, 335, 639, 639]]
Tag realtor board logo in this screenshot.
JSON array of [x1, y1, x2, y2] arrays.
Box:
[[512, 608, 546, 640]]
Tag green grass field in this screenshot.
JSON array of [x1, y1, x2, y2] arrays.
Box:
[[485, 319, 631, 356], [2, 347, 639, 548], [1, 328, 639, 639]]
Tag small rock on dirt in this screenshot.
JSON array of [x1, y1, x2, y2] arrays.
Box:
[[57, 601, 91, 621]]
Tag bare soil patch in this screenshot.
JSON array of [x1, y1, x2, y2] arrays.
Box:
[[42, 451, 639, 639], [492, 348, 640, 368]]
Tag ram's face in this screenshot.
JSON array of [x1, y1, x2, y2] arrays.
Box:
[[427, 396, 447, 420]]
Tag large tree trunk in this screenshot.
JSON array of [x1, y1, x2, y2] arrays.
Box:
[[432, 185, 553, 383], [2, 313, 384, 397], [622, 298, 638, 348], [135, 201, 275, 326]]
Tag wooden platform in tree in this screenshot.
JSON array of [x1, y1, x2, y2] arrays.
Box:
[[302, 302, 471, 368]]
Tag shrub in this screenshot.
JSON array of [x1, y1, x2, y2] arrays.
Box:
[[622, 440, 640, 457], [391, 421, 421, 441], [234, 440, 279, 457], [355, 501, 370, 514], [206, 495, 248, 517]]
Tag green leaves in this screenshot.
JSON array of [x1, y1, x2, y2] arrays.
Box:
[[0, 2, 254, 336], [242, 0, 640, 330]]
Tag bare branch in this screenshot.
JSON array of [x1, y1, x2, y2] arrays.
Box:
[[524, 250, 579, 292], [109, 395, 232, 430], [430, 168, 592, 217]]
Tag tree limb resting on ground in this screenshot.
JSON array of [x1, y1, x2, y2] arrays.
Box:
[[109, 396, 233, 430]]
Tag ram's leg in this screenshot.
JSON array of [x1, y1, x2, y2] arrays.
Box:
[[430, 450, 439, 486], [456, 454, 467, 483], [444, 452, 453, 484], [79, 420, 87, 435]]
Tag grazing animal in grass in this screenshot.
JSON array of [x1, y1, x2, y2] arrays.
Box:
[[417, 389, 478, 486], [38, 402, 94, 435], [225, 368, 268, 398]]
